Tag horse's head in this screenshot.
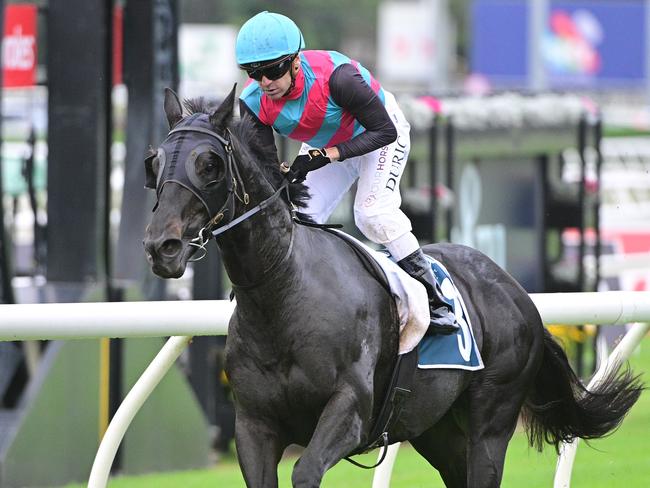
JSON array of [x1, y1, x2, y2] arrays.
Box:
[[143, 86, 238, 278]]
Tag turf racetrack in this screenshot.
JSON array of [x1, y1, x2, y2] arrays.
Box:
[[61, 335, 650, 488]]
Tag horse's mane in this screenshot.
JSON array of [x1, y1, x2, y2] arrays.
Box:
[[183, 97, 313, 219]]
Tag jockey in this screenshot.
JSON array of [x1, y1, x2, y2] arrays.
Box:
[[236, 11, 458, 335]]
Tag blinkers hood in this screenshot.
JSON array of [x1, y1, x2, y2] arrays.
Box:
[[145, 113, 233, 217]]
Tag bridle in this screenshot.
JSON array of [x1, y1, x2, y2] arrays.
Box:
[[147, 116, 290, 262], [190, 178, 289, 261], [166, 125, 248, 261]]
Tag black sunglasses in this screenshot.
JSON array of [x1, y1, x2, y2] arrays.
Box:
[[242, 55, 295, 82]]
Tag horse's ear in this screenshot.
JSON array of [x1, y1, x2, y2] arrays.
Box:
[[164, 87, 183, 129], [210, 83, 237, 129]]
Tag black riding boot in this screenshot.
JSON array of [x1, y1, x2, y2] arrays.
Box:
[[397, 249, 459, 335]]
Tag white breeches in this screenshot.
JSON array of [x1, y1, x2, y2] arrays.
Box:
[[300, 92, 414, 247]]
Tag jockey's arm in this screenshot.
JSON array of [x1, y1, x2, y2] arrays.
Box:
[[327, 64, 397, 161]]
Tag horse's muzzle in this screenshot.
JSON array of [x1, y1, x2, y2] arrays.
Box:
[[143, 237, 187, 278]]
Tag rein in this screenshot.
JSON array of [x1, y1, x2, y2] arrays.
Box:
[[189, 180, 290, 261]]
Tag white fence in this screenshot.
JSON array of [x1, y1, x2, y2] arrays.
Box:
[[0, 300, 235, 340], [1, 291, 649, 488], [1, 291, 647, 341]]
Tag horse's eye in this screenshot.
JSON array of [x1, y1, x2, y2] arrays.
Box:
[[196, 152, 224, 187], [197, 157, 217, 174]]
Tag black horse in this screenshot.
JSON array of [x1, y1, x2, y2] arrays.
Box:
[[142, 87, 642, 488]]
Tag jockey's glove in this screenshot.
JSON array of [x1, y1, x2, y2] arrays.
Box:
[[290, 149, 331, 183]]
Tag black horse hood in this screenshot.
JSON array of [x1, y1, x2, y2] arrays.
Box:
[[149, 113, 232, 216]]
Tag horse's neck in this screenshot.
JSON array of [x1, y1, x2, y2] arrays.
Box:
[[216, 172, 294, 288]]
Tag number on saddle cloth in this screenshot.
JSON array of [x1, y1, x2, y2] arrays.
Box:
[[419, 255, 483, 370], [379, 248, 483, 370]]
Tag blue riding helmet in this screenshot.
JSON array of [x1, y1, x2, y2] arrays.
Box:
[[236, 11, 305, 66]]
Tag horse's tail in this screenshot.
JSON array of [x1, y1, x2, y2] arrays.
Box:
[[521, 329, 644, 452]]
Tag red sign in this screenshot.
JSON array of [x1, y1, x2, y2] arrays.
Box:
[[3, 4, 38, 88], [113, 4, 123, 85]]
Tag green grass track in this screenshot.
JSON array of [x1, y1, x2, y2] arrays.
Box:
[[62, 335, 650, 487]]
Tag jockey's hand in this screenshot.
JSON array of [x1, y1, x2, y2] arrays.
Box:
[[290, 149, 331, 183]]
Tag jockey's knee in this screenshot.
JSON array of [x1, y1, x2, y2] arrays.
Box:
[[354, 211, 397, 244]]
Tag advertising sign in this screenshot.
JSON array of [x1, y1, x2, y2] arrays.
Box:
[[545, 2, 646, 86], [377, 0, 453, 90], [179, 24, 238, 99], [471, 0, 647, 88], [2, 4, 38, 88]]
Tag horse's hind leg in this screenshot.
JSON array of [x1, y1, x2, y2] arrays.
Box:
[[465, 381, 529, 488], [235, 411, 286, 488], [409, 407, 468, 488]]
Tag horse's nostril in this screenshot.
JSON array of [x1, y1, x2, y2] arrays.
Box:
[[159, 239, 182, 258]]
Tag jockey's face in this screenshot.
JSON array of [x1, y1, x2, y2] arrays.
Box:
[[259, 56, 300, 100]]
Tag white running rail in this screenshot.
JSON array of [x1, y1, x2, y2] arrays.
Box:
[[0, 300, 235, 340], [1, 291, 648, 487], [87, 335, 192, 488]]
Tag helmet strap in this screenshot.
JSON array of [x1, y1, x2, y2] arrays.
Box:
[[282, 55, 300, 97]]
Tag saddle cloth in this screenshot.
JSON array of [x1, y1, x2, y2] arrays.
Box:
[[327, 230, 483, 370], [418, 256, 484, 370], [327, 229, 430, 355]]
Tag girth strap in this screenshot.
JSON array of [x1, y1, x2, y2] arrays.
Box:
[[344, 347, 418, 469]]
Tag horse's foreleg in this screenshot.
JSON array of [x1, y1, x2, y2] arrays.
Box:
[[291, 386, 367, 488], [235, 411, 286, 488]]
